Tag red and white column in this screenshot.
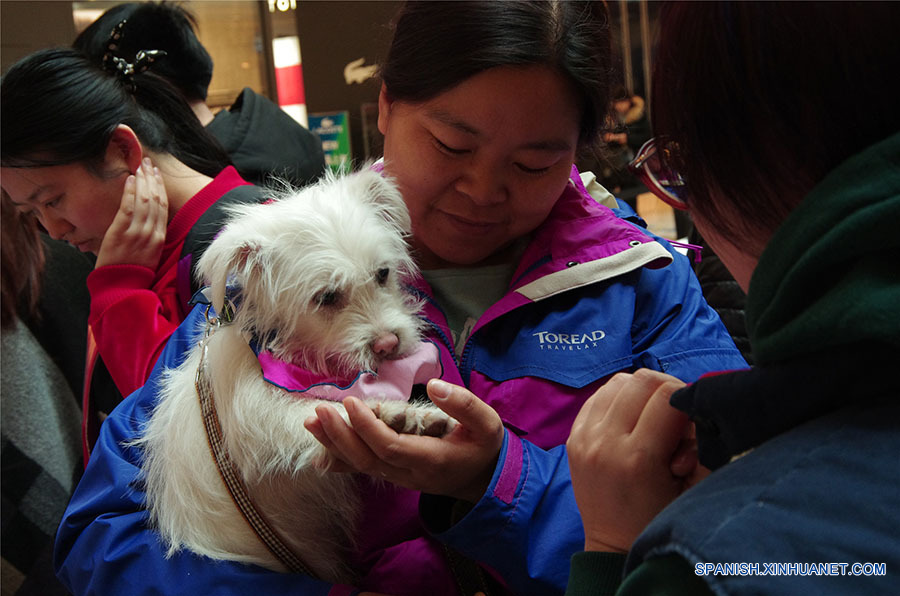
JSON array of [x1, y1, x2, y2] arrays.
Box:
[[272, 36, 307, 127]]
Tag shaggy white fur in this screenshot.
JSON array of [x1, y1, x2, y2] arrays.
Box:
[[135, 169, 453, 583]]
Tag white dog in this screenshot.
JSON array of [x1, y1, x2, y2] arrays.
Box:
[[135, 169, 453, 584]]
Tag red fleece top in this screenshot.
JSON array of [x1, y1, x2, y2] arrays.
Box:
[[87, 166, 251, 397]]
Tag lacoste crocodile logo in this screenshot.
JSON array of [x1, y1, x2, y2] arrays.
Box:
[[344, 58, 377, 85]]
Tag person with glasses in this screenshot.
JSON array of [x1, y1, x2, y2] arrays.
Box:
[[53, 2, 746, 595], [566, 5, 900, 594]]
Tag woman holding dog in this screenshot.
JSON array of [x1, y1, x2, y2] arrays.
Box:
[[0, 47, 255, 401], [53, 2, 745, 595], [317, 2, 900, 596]]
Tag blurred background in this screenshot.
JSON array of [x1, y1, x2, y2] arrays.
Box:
[[1, 0, 678, 237]]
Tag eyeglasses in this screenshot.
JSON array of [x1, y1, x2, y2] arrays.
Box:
[[629, 137, 688, 211]]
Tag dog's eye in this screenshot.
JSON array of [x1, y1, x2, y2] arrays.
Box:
[[376, 268, 390, 286], [314, 289, 341, 308]]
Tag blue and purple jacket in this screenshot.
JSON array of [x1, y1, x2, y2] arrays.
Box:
[[54, 168, 746, 595]]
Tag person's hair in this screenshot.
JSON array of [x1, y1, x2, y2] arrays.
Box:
[[0, 47, 229, 177], [380, 0, 613, 148], [609, 85, 631, 104], [73, 1, 213, 102], [1, 190, 44, 329], [651, 1, 900, 250]]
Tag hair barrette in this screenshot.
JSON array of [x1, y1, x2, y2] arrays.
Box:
[[101, 18, 127, 73], [101, 18, 167, 92]]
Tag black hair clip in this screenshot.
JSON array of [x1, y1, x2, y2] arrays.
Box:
[[101, 18, 167, 92], [101, 18, 127, 74], [106, 50, 167, 78]]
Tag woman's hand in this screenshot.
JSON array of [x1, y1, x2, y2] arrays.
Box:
[[304, 379, 505, 503], [566, 369, 709, 553], [95, 157, 168, 269]]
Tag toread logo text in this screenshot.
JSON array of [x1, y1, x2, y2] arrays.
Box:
[[532, 330, 606, 351]]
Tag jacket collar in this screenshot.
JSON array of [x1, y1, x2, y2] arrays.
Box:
[[511, 166, 672, 302], [748, 132, 900, 365], [672, 342, 899, 470]]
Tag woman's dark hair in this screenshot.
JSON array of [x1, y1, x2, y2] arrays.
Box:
[[380, 0, 613, 148], [651, 1, 900, 250], [1, 47, 229, 177], [73, 1, 214, 102]]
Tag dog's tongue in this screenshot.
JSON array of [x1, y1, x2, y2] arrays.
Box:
[[255, 342, 443, 402]]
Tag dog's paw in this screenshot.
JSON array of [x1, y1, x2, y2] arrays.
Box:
[[370, 402, 455, 437]]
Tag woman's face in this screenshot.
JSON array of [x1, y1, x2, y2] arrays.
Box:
[[1, 162, 127, 255], [378, 65, 581, 269]]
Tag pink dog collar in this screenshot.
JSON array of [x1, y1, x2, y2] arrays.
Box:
[[255, 341, 443, 402]]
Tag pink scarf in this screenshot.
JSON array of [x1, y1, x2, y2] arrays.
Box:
[[254, 341, 443, 402]]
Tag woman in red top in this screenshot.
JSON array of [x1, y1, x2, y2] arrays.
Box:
[[1, 47, 253, 397]]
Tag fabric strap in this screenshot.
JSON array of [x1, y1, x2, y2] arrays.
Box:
[[195, 320, 315, 577]]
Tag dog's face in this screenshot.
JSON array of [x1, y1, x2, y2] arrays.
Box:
[[198, 169, 424, 377]]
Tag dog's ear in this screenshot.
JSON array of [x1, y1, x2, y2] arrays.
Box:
[[356, 170, 412, 236], [197, 229, 264, 313]]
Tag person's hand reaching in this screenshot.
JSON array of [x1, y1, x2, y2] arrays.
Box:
[[567, 369, 709, 553]]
